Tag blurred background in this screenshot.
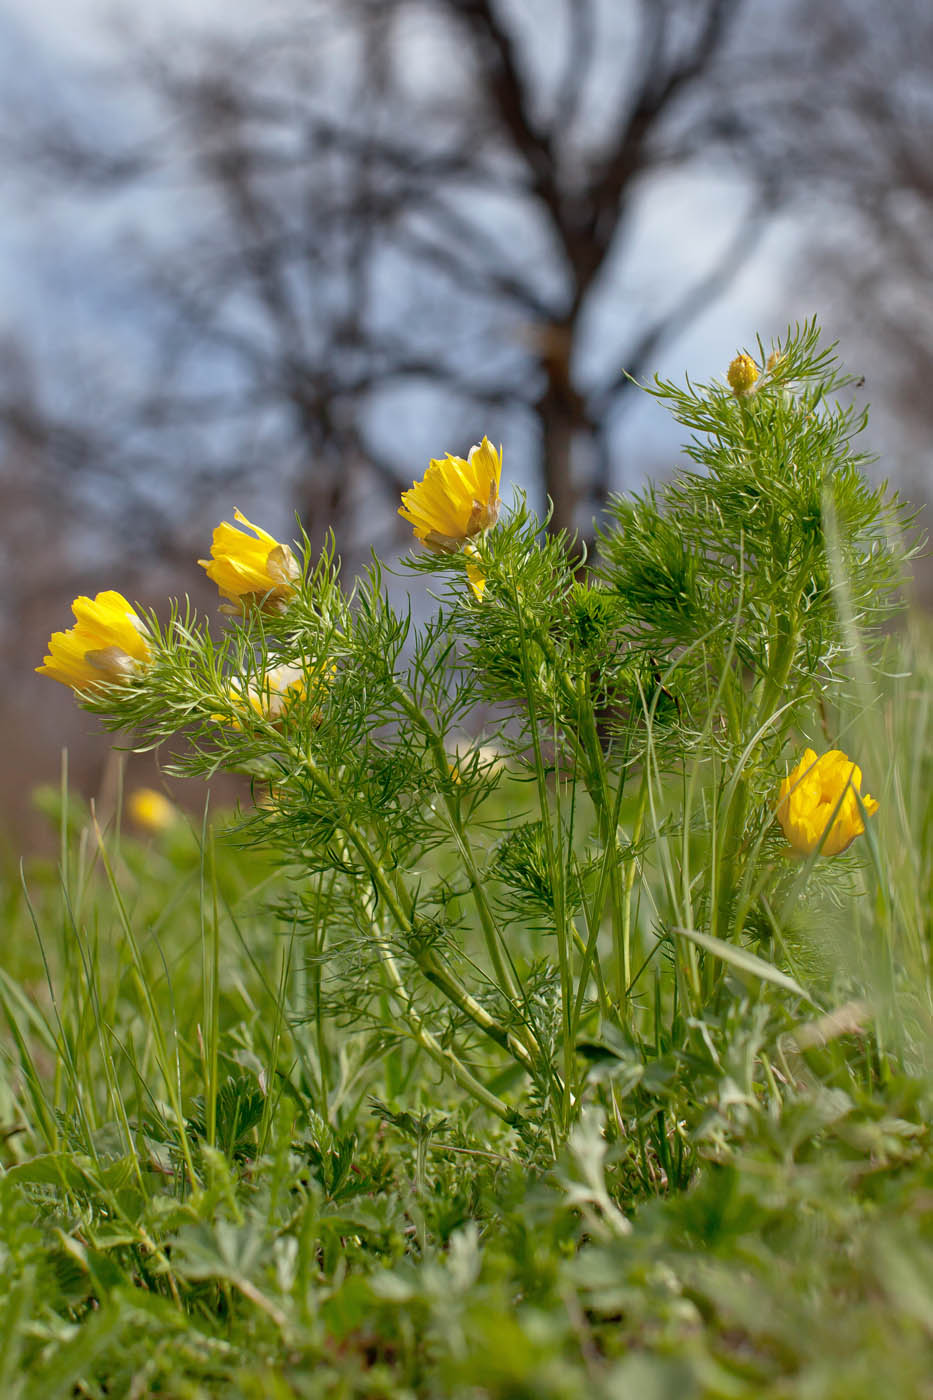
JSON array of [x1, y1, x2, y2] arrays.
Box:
[[1, 0, 931, 844]]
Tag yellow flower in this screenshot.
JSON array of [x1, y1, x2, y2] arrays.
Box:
[[199, 509, 299, 614], [776, 747, 879, 856], [220, 661, 333, 729], [242, 663, 308, 721], [399, 437, 502, 599], [727, 352, 759, 396], [37, 591, 151, 690], [127, 787, 179, 833]]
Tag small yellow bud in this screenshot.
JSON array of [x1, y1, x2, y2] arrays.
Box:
[[766, 350, 785, 373], [726, 353, 759, 396]]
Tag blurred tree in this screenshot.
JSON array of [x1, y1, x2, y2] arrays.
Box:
[[1, 0, 773, 561], [766, 0, 933, 505]]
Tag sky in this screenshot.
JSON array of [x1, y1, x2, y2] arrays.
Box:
[[0, 0, 810, 529]]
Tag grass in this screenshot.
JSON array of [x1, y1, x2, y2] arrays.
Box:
[[2, 624, 933, 1399]]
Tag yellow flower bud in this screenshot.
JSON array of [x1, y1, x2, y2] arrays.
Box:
[[199, 509, 299, 615], [775, 748, 878, 856], [37, 591, 152, 691], [766, 350, 785, 373], [727, 353, 759, 396], [399, 437, 503, 600], [127, 787, 179, 833]]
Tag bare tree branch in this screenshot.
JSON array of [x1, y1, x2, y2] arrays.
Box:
[[553, 0, 596, 139]]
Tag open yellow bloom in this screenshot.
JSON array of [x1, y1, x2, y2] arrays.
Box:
[[37, 591, 151, 690], [776, 747, 879, 856], [199, 509, 299, 614], [128, 788, 179, 833], [399, 437, 502, 599]]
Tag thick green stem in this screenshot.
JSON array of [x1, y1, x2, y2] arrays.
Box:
[[319, 621, 524, 1018], [754, 608, 799, 736], [416, 951, 537, 1076], [710, 776, 748, 984]]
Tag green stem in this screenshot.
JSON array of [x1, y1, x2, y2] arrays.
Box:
[[754, 608, 799, 735], [710, 774, 748, 990], [374, 928, 517, 1124], [416, 950, 537, 1075], [574, 676, 629, 1006], [621, 774, 649, 996], [319, 616, 524, 1016], [302, 753, 527, 1112], [513, 594, 574, 1125], [391, 684, 524, 1008], [570, 866, 612, 1036], [713, 609, 799, 971]]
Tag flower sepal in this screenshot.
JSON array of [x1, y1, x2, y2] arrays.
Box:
[[83, 646, 146, 683]]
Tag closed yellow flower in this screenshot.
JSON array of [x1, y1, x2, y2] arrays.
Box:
[[399, 437, 502, 599], [727, 352, 759, 395], [199, 509, 299, 614], [776, 747, 879, 856], [37, 591, 152, 690], [128, 787, 179, 833]]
